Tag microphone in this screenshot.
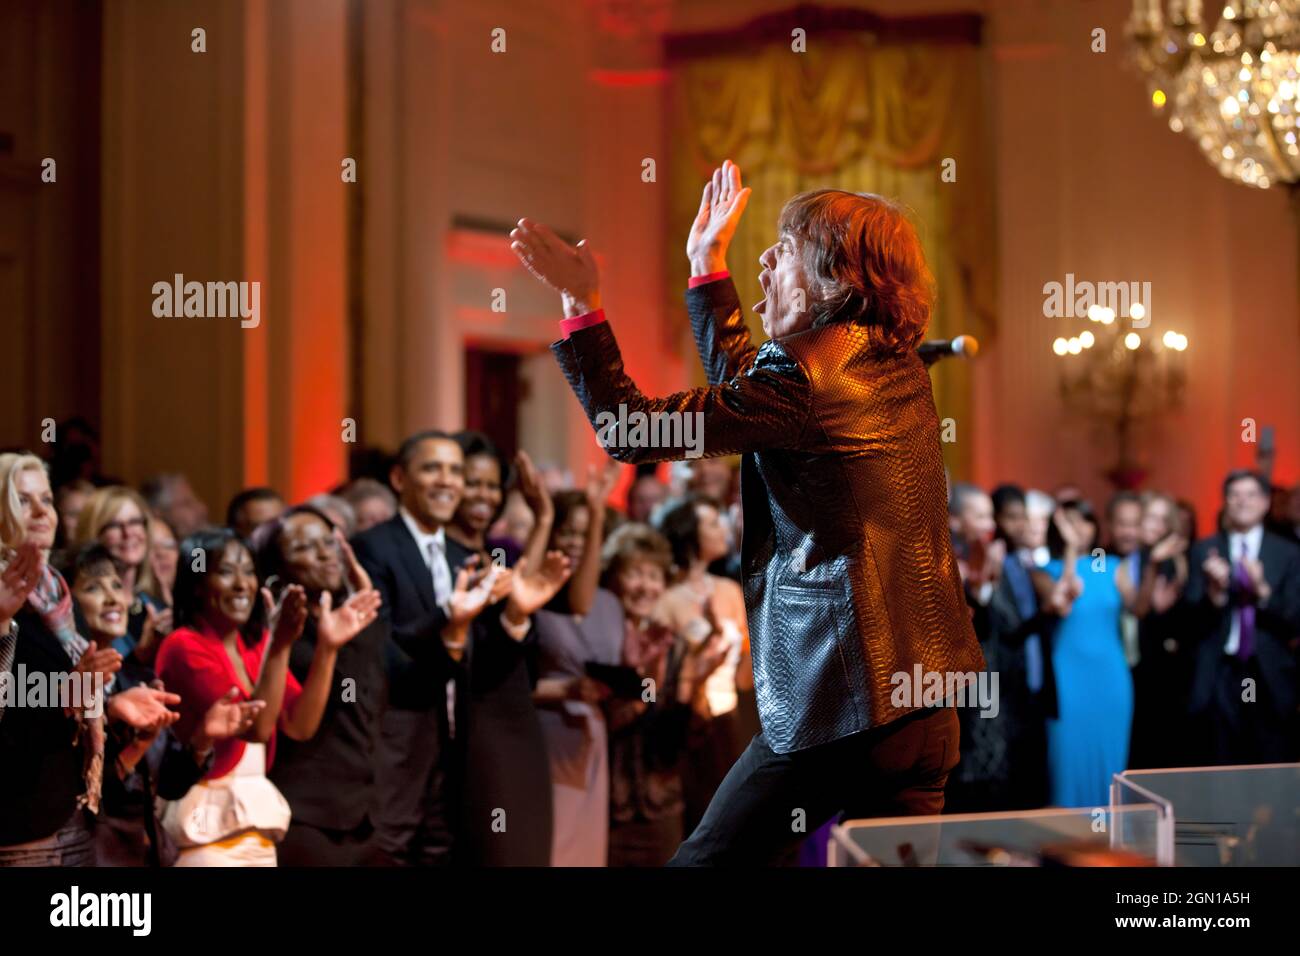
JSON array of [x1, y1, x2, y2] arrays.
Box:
[[918, 334, 979, 367]]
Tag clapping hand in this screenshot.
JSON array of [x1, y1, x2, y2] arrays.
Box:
[[449, 561, 495, 626], [506, 551, 573, 620], [135, 602, 172, 665], [193, 687, 265, 752], [1203, 548, 1231, 595], [1150, 533, 1187, 564], [265, 584, 309, 650], [0, 542, 43, 623], [316, 587, 382, 650], [73, 644, 123, 686], [106, 684, 181, 731], [1242, 557, 1270, 602], [509, 219, 601, 316], [334, 529, 373, 593]]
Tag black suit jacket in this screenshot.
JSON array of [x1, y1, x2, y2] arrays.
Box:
[[0, 608, 91, 846], [350, 515, 552, 864], [1184, 530, 1300, 718]]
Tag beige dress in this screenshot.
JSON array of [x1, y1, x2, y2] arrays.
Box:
[[161, 741, 290, 867]]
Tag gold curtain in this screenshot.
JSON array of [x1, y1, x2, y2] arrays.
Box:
[[667, 35, 996, 479]]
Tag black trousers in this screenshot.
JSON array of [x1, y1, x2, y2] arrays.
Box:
[[1210, 656, 1295, 764], [279, 818, 382, 867], [668, 706, 960, 866]]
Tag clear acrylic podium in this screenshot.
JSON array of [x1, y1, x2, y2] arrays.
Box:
[[1113, 763, 1300, 866], [828, 804, 1171, 866], [829, 762, 1299, 866]]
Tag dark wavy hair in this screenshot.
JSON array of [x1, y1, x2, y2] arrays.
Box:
[[777, 189, 934, 356], [173, 528, 266, 646], [656, 494, 721, 573], [1047, 499, 1098, 562]]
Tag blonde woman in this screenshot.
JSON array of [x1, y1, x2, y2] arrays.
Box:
[[74, 486, 171, 665], [0, 454, 179, 865]]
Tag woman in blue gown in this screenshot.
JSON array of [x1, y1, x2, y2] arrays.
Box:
[[1035, 500, 1135, 808]]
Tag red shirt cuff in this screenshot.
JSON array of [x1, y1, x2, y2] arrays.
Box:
[[688, 270, 730, 288], [560, 309, 607, 339]]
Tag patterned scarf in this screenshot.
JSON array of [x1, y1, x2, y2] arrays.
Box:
[[27, 562, 104, 814]]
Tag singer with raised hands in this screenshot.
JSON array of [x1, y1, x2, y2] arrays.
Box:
[[511, 161, 983, 865]]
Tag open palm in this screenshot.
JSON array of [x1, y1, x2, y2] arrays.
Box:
[[686, 159, 751, 268], [509, 218, 599, 307], [317, 588, 382, 650], [507, 551, 573, 617]]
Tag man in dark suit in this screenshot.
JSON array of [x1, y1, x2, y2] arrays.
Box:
[[351, 431, 565, 866], [512, 160, 983, 865], [1184, 469, 1300, 764]]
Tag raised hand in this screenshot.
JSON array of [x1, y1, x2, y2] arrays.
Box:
[[514, 450, 552, 522], [0, 542, 43, 623], [266, 584, 309, 649], [686, 159, 752, 275], [316, 587, 382, 650], [334, 528, 373, 593], [509, 219, 600, 314], [585, 461, 620, 514], [506, 551, 573, 619]]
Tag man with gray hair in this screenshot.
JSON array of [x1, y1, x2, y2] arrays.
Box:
[[140, 473, 209, 539]]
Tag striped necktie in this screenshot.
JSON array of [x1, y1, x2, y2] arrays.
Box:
[[0, 622, 15, 722]]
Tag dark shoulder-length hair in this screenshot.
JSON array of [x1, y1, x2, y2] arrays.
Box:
[[1047, 499, 1098, 562], [173, 528, 266, 646], [777, 189, 934, 356], [656, 494, 721, 574]]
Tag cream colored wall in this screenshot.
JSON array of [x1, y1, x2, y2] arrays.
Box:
[[359, 0, 684, 484], [978, 0, 1299, 522], [669, 0, 1300, 519]]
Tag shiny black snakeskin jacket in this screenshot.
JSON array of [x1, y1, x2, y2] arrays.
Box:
[[551, 277, 983, 753]]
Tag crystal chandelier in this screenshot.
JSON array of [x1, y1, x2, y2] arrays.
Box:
[[1128, 0, 1300, 189]]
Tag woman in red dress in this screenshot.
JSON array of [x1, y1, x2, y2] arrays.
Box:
[[156, 528, 380, 866]]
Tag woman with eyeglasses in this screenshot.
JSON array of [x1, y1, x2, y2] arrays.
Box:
[[146, 515, 180, 609], [73, 487, 171, 667]]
